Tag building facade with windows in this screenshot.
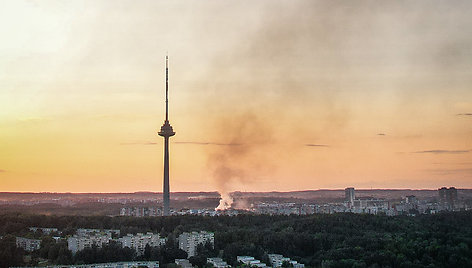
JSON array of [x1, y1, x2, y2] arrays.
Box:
[[178, 231, 214, 257], [118, 232, 166, 255], [68, 234, 112, 254], [16, 237, 41, 252]]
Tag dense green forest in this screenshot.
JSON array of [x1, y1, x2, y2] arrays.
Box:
[[1, 212, 471, 268]]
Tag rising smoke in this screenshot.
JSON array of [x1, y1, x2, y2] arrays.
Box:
[[201, 2, 353, 209], [210, 112, 273, 210], [174, 113, 275, 210], [189, 1, 472, 207]]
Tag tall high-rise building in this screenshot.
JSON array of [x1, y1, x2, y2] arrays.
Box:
[[158, 55, 175, 216], [178, 231, 214, 257], [345, 187, 355, 207], [438, 187, 458, 210]]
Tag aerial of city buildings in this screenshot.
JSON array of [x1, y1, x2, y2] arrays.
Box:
[[247, 187, 462, 216], [5, 186, 471, 268], [14, 226, 311, 268], [115, 187, 468, 218], [9, 186, 468, 268], [17, 228, 219, 266]]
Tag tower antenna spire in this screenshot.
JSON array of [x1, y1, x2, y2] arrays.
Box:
[[165, 54, 169, 122]]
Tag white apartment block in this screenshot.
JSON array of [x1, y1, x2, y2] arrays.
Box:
[[178, 231, 214, 257], [237, 256, 267, 268], [268, 254, 304, 268], [68, 234, 112, 254], [118, 232, 166, 255], [207, 257, 230, 268], [16, 237, 41, 252]]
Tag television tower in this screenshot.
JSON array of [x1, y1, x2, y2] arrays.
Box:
[[158, 55, 175, 216]]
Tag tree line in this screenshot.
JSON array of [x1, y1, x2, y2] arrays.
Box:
[[0, 211, 471, 267]]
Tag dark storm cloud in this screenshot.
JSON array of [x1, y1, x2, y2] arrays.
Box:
[[377, 133, 386, 136], [457, 113, 472, 116]]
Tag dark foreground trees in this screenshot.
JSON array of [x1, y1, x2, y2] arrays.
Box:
[[1, 212, 472, 267], [0, 235, 24, 268], [74, 241, 135, 264]]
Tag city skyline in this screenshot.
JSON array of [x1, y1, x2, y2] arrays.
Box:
[[1, 1, 472, 193]]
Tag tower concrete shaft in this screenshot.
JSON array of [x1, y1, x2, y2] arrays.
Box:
[[158, 55, 175, 216]]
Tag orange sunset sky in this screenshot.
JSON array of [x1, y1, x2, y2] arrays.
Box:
[[1, 0, 471, 193]]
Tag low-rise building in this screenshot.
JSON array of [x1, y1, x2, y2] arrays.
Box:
[[16, 237, 41, 252], [175, 259, 193, 268], [290, 261, 304, 268], [207, 257, 230, 268], [237, 256, 267, 268]]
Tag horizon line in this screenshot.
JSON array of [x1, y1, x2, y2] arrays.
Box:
[[0, 188, 470, 195]]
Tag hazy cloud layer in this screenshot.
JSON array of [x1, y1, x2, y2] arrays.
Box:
[[120, 142, 157, 145], [305, 144, 329, 147], [414, 150, 470, 154], [457, 113, 472, 116], [426, 168, 472, 175], [174, 141, 242, 146]]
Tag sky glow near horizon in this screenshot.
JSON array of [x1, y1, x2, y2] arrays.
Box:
[[1, 0, 472, 193]]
